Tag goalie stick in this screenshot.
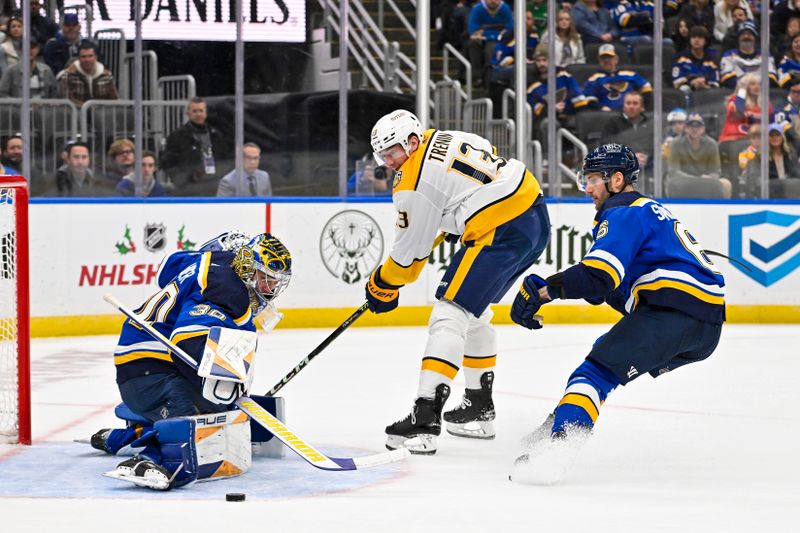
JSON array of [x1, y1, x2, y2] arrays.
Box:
[[264, 232, 448, 396], [102, 293, 410, 471]]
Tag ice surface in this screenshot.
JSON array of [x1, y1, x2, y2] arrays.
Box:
[[1, 324, 798, 532]]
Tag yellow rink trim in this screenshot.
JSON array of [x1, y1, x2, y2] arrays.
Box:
[[29, 305, 800, 337]]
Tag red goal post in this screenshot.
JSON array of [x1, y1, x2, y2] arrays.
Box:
[[0, 176, 30, 445]]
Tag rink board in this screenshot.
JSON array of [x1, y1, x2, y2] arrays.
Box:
[[26, 198, 800, 335]]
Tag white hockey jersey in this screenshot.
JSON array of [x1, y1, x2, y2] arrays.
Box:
[[380, 128, 542, 286]]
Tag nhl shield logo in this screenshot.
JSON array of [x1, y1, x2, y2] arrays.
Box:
[[144, 223, 167, 253], [728, 211, 800, 287], [320, 210, 384, 284]]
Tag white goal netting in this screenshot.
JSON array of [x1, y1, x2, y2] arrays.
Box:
[[0, 186, 20, 442]]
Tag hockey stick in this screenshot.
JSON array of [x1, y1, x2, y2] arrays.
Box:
[[264, 232, 448, 396], [102, 293, 410, 471]]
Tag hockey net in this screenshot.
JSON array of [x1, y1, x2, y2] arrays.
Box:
[[0, 177, 30, 445]]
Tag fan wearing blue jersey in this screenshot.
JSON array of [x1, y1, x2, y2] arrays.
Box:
[[509, 144, 726, 485], [90, 232, 292, 489]]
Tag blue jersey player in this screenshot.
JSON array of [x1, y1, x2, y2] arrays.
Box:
[[509, 144, 725, 485], [91, 232, 292, 489]]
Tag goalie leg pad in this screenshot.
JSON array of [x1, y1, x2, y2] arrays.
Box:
[[156, 409, 253, 487], [247, 395, 286, 458]]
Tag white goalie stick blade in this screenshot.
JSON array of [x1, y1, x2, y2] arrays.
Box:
[[102, 469, 170, 490], [236, 397, 410, 471]]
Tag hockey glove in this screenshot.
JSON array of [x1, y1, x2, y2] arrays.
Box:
[[510, 274, 549, 330], [365, 266, 402, 314]]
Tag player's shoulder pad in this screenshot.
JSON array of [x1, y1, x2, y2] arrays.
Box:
[[157, 251, 204, 287], [202, 251, 252, 323]]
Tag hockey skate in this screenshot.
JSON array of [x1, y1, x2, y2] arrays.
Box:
[[443, 371, 496, 439], [385, 384, 450, 455], [519, 413, 555, 447], [510, 423, 592, 486], [89, 425, 144, 456], [102, 455, 176, 490]]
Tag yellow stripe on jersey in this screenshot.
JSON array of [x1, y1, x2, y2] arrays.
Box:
[[393, 129, 436, 193], [421, 357, 459, 379], [233, 306, 252, 326], [381, 255, 429, 286], [632, 279, 725, 309], [198, 252, 212, 293], [630, 197, 653, 208], [463, 355, 497, 368], [558, 393, 599, 423], [444, 229, 496, 301], [582, 258, 621, 288], [462, 170, 541, 242], [114, 350, 173, 366], [171, 329, 209, 346]]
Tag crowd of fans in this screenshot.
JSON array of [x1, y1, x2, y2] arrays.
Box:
[[2, 1, 800, 198], [439, 0, 800, 198]]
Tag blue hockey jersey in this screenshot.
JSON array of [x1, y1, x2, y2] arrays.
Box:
[[114, 250, 254, 385], [583, 69, 653, 111], [527, 70, 590, 117], [671, 51, 720, 90], [491, 28, 539, 67], [561, 192, 726, 323]]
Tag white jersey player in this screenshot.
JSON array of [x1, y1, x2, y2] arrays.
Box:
[[364, 109, 551, 454]]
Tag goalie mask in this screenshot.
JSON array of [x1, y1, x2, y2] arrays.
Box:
[[231, 233, 292, 313]]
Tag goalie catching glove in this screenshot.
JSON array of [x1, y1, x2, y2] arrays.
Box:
[[365, 265, 403, 314]]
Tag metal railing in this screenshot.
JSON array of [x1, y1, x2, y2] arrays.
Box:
[[80, 100, 189, 177], [157, 75, 197, 101], [317, 0, 398, 92], [124, 51, 158, 101], [556, 128, 588, 188], [93, 28, 127, 98], [0, 98, 79, 190], [442, 44, 471, 101], [433, 80, 463, 131]]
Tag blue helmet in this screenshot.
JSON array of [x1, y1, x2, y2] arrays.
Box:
[[578, 143, 640, 191]]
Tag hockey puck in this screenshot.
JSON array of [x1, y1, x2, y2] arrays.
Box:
[[226, 493, 246, 502]]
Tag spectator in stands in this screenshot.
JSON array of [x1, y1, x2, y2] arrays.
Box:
[[217, 143, 272, 197], [52, 141, 109, 197], [161, 97, 230, 195], [714, 0, 753, 43], [771, 0, 800, 38], [29, 0, 58, 46], [527, 44, 589, 137], [668, 113, 730, 197], [613, 0, 655, 45], [737, 123, 760, 173], [58, 41, 118, 108], [42, 13, 90, 75], [105, 139, 135, 184], [773, 16, 800, 59], [678, 0, 715, 38], [672, 17, 692, 53], [571, 0, 618, 44], [115, 151, 168, 197], [1, 134, 21, 174], [662, 108, 688, 160], [488, 11, 538, 89], [779, 34, 800, 87], [0, 39, 58, 98], [744, 123, 800, 193], [720, 7, 750, 52], [348, 156, 391, 196], [720, 73, 773, 143], [719, 21, 779, 88], [672, 25, 720, 93], [0, 14, 22, 73], [0, 140, 16, 174], [541, 9, 585, 66], [438, 0, 472, 51], [601, 91, 655, 170], [466, 0, 513, 86], [584, 44, 653, 111], [527, 0, 548, 35], [777, 75, 800, 152]]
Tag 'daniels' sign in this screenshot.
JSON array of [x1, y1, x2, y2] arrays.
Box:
[[87, 0, 306, 43]]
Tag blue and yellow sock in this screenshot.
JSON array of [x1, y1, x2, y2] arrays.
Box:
[[552, 359, 621, 434]]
